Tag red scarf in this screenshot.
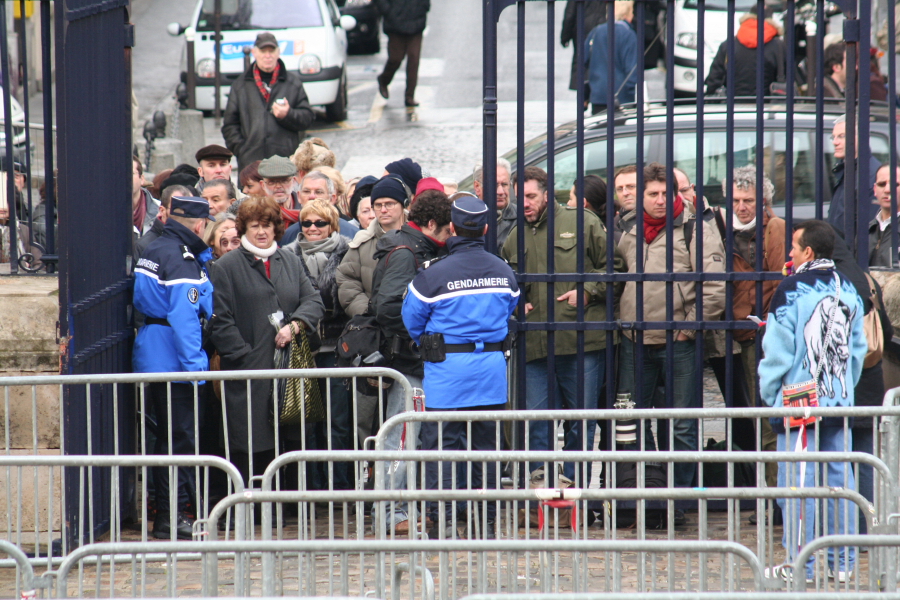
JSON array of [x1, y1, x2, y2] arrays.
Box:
[[253, 62, 281, 104], [408, 222, 447, 247], [279, 192, 300, 227], [643, 195, 684, 244]]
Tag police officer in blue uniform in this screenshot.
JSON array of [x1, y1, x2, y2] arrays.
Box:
[[133, 196, 214, 539], [402, 194, 519, 539]]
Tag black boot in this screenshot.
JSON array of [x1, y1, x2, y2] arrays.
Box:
[[154, 511, 193, 540]]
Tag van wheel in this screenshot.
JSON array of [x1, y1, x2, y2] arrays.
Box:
[[325, 71, 348, 122]]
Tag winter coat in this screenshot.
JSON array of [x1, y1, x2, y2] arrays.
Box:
[[705, 17, 787, 97], [828, 156, 881, 238], [501, 203, 624, 362], [617, 210, 726, 345], [371, 223, 446, 376], [135, 217, 165, 260], [585, 20, 638, 107], [285, 233, 351, 347], [221, 60, 315, 172], [375, 0, 429, 36], [562, 0, 607, 91], [133, 220, 214, 376], [868, 212, 898, 267], [726, 211, 786, 342], [759, 264, 867, 433], [496, 201, 518, 250], [132, 188, 159, 254], [402, 236, 519, 409], [831, 230, 893, 412], [208, 246, 324, 454], [336, 220, 392, 317]]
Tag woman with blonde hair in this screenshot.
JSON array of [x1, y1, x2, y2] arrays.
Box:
[[203, 214, 240, 260]]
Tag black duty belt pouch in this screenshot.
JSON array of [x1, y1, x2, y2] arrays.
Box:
[[420, 333, 447, 363]]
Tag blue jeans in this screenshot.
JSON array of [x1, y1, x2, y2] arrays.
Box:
[[371, 373, 422, 527], [524, 351, 603, 484], [314, 352, 353, 490], [777, 426, 856, 578], [617, 338, 698, 487]]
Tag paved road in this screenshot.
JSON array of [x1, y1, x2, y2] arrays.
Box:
[[130, 0, 665, 183]]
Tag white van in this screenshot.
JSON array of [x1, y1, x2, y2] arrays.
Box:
[[173, 0, 356, 121]]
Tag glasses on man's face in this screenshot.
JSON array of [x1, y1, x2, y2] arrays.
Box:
[[678, 185, 694, 194], [831, 133, 846, 141], [373, 201, 400, 211], [615, 184, 637, 194], [301, 220, 329, 228], [265, 178, 292, 188], [301, 188, 328, 197]]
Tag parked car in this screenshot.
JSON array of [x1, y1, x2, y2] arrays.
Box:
[[0, 93, 29, 162], [336, 0, 380, 54], [459, 99, 894, 221], [168, 0, 356, 121]]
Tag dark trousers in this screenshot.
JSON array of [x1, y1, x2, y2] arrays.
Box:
[[707, 353, 754, 452], [379, 32, 423, 102], [312, 351, 354, 490], [149, 382, 199, 513], [421, 404, 504, 522]]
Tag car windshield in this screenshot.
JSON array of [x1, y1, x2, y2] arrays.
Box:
[[684, 0, 757, 9], [197, 0, 324, 31]]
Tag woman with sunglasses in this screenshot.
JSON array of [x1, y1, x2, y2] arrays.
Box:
[[285, 199, 354, 490]]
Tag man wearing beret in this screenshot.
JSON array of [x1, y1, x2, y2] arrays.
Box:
[[195, 145, 233, 183], [133, 196, 215, 540], [222, 32, 315, 172], [402, 194, 519, 540]]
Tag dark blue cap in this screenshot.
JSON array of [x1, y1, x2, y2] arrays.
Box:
[[170, 196, 214, 220], [451, 194, 488, 232], [371, 176, 410, 207]]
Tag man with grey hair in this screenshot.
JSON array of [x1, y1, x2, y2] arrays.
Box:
[[828, 114, 880, 237], [282, 170, 358, 244], [472, 157, 517, 248], [198, 178, 237, 217], [723, 165, 785, 491]]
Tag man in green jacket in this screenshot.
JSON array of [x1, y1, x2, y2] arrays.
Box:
[[501, 166, 624, 486]]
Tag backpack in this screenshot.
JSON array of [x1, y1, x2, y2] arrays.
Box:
[[862, 273, 885, 369], [701, 438, 756, 488]]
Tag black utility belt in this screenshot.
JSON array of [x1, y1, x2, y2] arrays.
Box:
[[145, 317, 171, 327], [419, 332, 514, 363]]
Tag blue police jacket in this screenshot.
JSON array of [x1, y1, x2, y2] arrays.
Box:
[[133, 219, 214, 377], [401, 236, 519, 409]]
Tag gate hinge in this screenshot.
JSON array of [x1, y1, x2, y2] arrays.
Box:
[[843, 19, 860, 43], [124, 23, 135, 48]]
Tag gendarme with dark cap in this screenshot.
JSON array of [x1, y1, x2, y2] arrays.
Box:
[[195, 144, 233, 164], [451, 194, 489, 232], [254, 32, 279, 49], [170, 196, 215, 221], [258, 156, 297, 179]]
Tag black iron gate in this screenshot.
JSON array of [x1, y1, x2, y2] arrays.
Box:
[[482, 0, 895, 494], [56, 0, 136, 549]]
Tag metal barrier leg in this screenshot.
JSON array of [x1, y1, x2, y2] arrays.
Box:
[[392, 562, 434, 600]]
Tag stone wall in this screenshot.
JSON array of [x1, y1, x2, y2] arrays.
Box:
[[0, 276, 61, 535]]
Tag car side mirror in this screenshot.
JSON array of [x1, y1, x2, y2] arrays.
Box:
[[167, 22, 184, 36], [339, 15, 357, 31]]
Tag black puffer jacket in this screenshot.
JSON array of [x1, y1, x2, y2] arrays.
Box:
[[705, 18, 787, 97], [370, 224, 446, 376], [375, 0, 430, 36], [221, 59, 315, 171]]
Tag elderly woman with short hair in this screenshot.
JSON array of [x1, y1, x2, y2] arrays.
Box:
[[285, 199, 353, 489], [209, 196, 324, 484]]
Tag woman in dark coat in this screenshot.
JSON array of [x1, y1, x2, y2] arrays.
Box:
[[285, 199, 353, 489], [209, 196, 324, 484]]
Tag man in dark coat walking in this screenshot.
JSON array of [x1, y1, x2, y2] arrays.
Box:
[[375, 0, 430, 107], [704, 13, 788, 97], [222, 32, 315, 172]]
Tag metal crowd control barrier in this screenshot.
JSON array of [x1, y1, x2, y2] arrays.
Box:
[[0, 538, 38, 599], [49, 538, 764, 598], [0, 368, 412, 554]]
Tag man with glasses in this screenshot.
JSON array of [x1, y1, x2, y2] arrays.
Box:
[[869, 164, 900, 267], [827, 114, 880, 237], [282, 171, 359, 243], [257, 155, 302, 227]]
